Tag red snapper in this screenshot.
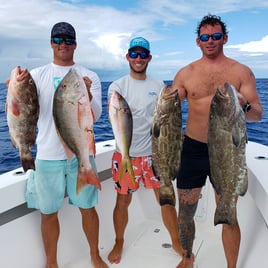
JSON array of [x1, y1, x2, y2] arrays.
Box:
[[53, 68, 101, 193]]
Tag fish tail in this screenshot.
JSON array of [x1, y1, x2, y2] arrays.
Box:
[[159, 184, 176, 206], [119, 157, 135, 185], [214, 198, 237, 226], [20, 150, 35, 172], [76, 168, 101, 194]]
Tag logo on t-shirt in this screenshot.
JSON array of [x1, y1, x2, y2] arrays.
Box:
[[148, 91, 157, 97], [53, 77, 62, 90]]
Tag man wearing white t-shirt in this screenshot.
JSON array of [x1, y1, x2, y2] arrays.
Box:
[[25, 22, 108, 268], [107, 37, 183, 264]]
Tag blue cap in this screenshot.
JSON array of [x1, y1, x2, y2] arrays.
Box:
[[128, 37, 150, 52]]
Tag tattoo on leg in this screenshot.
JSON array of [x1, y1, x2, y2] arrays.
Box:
[[178, 189, 200, 258]]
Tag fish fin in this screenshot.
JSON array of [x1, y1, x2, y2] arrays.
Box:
[[232, 128, 241, 147], [76, 167, 101, 194], [11, 101, 20, 116], [237, 174, 248, 196], [152, 123, 160, 138], [91, 108, 96, 123], [6, 78, 11, 87], [64, 144, 75, 159], [214, 197, 236, 226], [88, 130, 96, 157], [119, 157, 135, 185], [55, 129, 75, 159], [151, 163, 159, 177]]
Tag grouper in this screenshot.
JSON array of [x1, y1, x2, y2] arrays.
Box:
[[6, 66, 39, 172], [208, 82, 248, 226], [152, 85, 183, 206]]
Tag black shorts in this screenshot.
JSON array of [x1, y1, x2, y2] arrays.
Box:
[[177, 135, 211, 189]]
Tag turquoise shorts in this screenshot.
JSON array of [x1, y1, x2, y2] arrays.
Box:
[[26, 156, 98, 214]]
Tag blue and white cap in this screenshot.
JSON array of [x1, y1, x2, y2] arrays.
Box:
[[128, 37, 150, 52]]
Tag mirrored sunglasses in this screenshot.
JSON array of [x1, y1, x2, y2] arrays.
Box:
[[52, 37, 76, 45], [199, 33, 223, 42], [129, 51, 150, 59]]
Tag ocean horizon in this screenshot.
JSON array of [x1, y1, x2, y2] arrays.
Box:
[[1, 79, 268, 174]]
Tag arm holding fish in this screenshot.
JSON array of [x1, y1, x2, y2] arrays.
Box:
[[107, 81, 123, 111], [83, 76, 93, 100], [172, 67, 188, 102], [236, 66, 263, 122], [107, 81, 122, 98]]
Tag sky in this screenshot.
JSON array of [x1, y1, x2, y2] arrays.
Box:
[[1, 0, 268, 82]]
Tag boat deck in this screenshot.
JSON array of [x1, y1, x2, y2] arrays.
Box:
[[1, 140, 268, 268], [63, 179, 268, 268]]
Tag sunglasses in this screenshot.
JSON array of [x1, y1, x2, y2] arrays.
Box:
[[51, 37, 76, 45], [129, 51, 150, 59], [199, 33, 223, 42]]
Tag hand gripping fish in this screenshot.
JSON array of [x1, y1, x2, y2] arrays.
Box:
[[152, 85, 183, 206], [108, 91, 135, 184], [53, 68, 101, 193], [6, 66, 39, 172], [208, 82, 248, 226]]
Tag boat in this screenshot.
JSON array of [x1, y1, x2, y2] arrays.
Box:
[[0, 139, 267, 268]]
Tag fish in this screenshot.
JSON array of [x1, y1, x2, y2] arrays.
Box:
[[53, 68, 101, 193], [208, 82, 248, 226], [108, 91, 135, 184], [6, 66, 39, 172], [152, 85, 183, 206]]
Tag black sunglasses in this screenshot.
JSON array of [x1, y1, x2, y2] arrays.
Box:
[[129, 51, 150, 59], [51, 37, 76, 45], [199, 33, 223, 42]]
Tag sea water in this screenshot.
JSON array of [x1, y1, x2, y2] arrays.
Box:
[[0, 79, 267, 174]]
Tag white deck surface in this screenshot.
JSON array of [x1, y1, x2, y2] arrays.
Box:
[[1, 140, 268, 268], [63, 179, 268, 268]]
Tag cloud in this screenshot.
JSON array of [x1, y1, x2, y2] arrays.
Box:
[[1, 0, 268, 81], [226, 35, 268, 54]]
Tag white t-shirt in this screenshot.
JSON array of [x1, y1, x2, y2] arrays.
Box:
[[31, 63, 102, 160], [108, 75, 164, 157]]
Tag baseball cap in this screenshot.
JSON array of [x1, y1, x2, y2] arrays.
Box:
[[128, 37, 150, 52], [51, 22, 76, 39]]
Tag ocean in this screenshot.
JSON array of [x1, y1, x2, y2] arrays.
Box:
[[1, 79, 268, 175]]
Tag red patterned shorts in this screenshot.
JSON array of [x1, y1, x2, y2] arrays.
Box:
[[111, 151, 160, 194]]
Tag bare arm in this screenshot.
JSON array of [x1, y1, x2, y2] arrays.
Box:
[[236, 67, 262, 122], [172, 68, 188, 101]]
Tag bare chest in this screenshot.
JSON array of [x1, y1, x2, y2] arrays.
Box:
[[186, 69, 240, 99]]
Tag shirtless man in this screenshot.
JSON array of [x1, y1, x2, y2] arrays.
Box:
[[172, 14, 262, 268]]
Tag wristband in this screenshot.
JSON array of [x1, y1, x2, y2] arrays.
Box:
[[243, 102, 252, 113]]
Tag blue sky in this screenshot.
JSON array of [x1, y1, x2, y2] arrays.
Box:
[[1, 0, 268, 82]]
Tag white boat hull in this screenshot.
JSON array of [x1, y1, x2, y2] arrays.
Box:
[[0, 140, 267, 268]]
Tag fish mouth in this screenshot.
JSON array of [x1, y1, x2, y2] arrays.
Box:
[[215, 87, 228, 100], [14, 66, 29, 82], [162, 85, 177, 99]]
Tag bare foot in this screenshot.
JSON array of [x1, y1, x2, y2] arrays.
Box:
[[108, 240, 124, 264], [176, 254, 195, 268], [91, 254, 108, 268]]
